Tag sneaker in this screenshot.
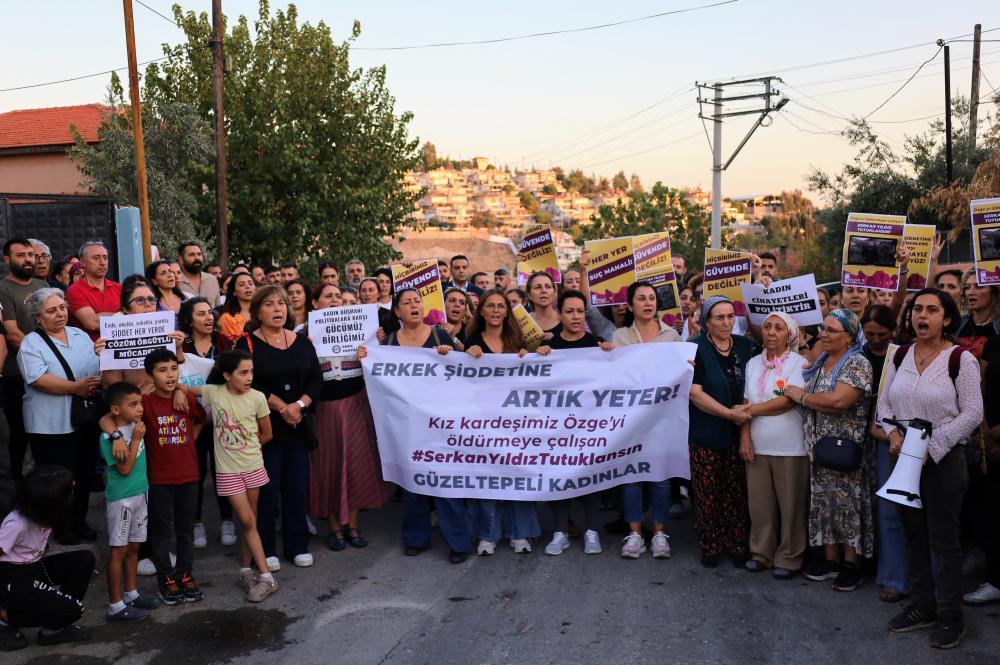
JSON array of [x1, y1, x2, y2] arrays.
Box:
[[511, 538, 532, 554], [477, 540, 496, 556], [157, 574, 185, 605], [193, 522, 208, 549], [832, 561, 862, 592], [583, 530, 602, 555], [545, 532, 570, 556], [620, 532, 646, 559], [888, 604, 937, 633], [127, 592, 161, 610], [221, 520, 238, 547], [138, 553, 176, 576], [0, 623, 29, 651], [306, 515, 318, 536], [804, 559, 840, 582], [963, 582, 1000, 606], [448, 550, 468, 564], [247, 577, 278, 602], [265, 556, 281, 572], [293, 553, 313, 568], [239, 569, 257, 593], [930, 616, 966, 649], [178, 572, 204, 602], [650, 532, 671, 559], [107, 605, 149, 622], [35, 624, 91, 646], [669, 496, 690, 517]]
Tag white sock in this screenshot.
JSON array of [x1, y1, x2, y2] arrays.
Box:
[[239, 567, 253, 575], [123, 589, 139, 603], [259, 572, 274, 584], [108, 600, 127, 615]]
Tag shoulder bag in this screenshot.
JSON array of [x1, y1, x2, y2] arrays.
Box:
[[809, 364, 864, 473], [35, 328, 105, 429]]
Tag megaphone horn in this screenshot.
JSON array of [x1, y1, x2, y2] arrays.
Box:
[[876, 418, 934, 510]]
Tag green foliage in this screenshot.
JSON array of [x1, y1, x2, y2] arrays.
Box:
[[542, 184, 558, 196], [534, 210, 554, 225], [69, 84, 215, 257], [142, 1, 420, 268], [612, 170, 628, 191], [519, 190, 539, 213], [418, 142, 438, 171], [580, 182, 711, 272], [469, 210, 498, 231]]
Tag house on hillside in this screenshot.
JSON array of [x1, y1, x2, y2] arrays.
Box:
[[0, 103, 108, 195]]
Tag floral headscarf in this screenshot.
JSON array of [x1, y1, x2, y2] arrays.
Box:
[[803, 308, 862, 385], [755, 312, 800, 399]]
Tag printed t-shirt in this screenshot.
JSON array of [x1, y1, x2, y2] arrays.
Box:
[[141, 392, 206, 485], [0, 510, 50, 564], [743, 352, 807, 456], [957, 317, 997, 359], [201, 384, 270, 473], [100, 421, 149, 502]]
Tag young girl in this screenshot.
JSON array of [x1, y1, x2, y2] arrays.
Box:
[[194, 350, 276, 602], [0, 466, 95, 650]]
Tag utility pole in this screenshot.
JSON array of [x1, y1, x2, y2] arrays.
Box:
[[937, 39, 954, 184], [122, 0, 153, 265], [969, 24, 982, 155], [697, 77, 788, 248], [211, 0, 230, 270]]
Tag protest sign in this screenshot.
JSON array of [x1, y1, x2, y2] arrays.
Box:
[[585, 237, 636, 306], [901, 224, 936, 291], [841, 212, 906, 291], [631, 233, 682, 326], [363, 342, 696, 500], [512, 304, 545, 352], [875, 343, 900, 424], [392, 259, 446, 326], [308, 304, 379, 357], [740, 274, 824, 327], [971, 197, 1000, 285], [703, 249, 752, 317], [99, 311, 176, 370], [516, 225, 561, 286]]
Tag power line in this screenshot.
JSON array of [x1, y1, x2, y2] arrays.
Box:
[[575, 131, 703, 170], [551, 115, 699, 167], [135, 0, 178, 26], [0, 56, 171, 93], [864, 45, 942, 118], [353, 1, 739, 51], [543, 104, 692, 165]]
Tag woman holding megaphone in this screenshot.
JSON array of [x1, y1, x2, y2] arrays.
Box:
[[877, 288, 983, 650]]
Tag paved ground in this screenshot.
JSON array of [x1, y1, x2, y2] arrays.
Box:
[[8, 495, 1000, 665]]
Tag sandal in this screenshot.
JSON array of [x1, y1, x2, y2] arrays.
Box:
[[327, 528, 346, 552], [346, 528, 368, 549]]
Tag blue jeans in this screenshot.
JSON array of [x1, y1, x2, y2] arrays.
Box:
[[402, 491, 471, 553], [622, 480, 671, 526], [469, 500, 539, 540], [876, 441, 909, 593], [258, 436, 311, 560]]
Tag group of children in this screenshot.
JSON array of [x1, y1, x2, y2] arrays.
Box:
[[0, 349, 275, 649]]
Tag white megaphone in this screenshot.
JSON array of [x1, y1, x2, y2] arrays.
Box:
[[877, 418, 933, 509]]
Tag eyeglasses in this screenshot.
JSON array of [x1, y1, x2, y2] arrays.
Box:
[[128, 296, 157, 306], [482, 302, 506, 310], [820, 326, 846, 335]]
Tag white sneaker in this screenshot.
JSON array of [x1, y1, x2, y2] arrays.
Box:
[[293, 553, 313, 568], [544, 532, 570, 556], [193, 522, 208, 549], [511, 538, 532, 554], [583, 530, 602, 555], [265, 556, 281, 572], [963, 582, 1000, 605], [306, 515, 318, 536], [620, 533, 646, 559], [477, 540, 496, 556], [220, 520, 237, 547], [651, 532, 672, 559], [137, 553, 175, 576]]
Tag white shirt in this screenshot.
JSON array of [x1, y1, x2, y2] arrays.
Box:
[[743, 352, 807, 456]]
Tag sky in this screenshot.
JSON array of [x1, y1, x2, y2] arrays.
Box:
[[2, 1, 998, 201]]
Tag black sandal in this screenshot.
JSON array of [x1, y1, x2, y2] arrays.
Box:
[[327, 528, 346, 552], [346, 528, 368, 549]]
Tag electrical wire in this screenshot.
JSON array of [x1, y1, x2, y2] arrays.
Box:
[[575, 130, 703, 170], [0, 56, 171, 93], [548, 115, 698, 167], [352, 1, 739, 51], [135, 0, 178, 26], [864, 45, 942, 118], [543, 104, 692, 165]]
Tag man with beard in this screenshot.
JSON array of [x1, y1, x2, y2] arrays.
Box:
[[0, 239, 50, 481], [176, 241, 221, 306], [344, 259, 365, 289]]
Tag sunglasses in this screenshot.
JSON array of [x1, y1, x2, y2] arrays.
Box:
[[128, 296, 157, 306]]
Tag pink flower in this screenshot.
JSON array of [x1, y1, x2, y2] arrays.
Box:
[[660, 312, 679, 327], [423, 309, 446, 326], [907, 273, 926, 290], [732, 300, 748, 317], [545, 267, 562, 283]]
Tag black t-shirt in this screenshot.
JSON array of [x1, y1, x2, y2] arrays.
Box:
[[957, 317, 997, 359], [548, 331, 600, 349], [863, 345, 888, 393], [984, 336, 1000, 427], [692, 344, 743, 406], [465, 331, 511, 354]]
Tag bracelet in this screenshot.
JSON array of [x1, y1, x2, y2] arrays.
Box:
[[800, 393, 808, 408]]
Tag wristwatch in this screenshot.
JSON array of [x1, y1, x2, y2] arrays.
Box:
[[296, 400, 307, 410], [110, 431, 124, 441]]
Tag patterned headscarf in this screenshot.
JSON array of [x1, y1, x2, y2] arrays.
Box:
[[755, 312, 800, 399], [803, 308, 862, 385]]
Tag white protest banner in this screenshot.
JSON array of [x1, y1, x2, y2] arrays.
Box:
[[99, 311, 175, 370], [740, 274, 824, 327], [362, 343, 695, 500], [308, 304, 379, 358]]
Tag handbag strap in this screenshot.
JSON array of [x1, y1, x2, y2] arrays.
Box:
[[35, 327, 77, 382]]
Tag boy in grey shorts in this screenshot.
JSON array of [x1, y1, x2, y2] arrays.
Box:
[[100, 382, 160, 622]]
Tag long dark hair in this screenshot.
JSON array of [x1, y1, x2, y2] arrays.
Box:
[[14, 465, 74, 529], [224, 271, 255, 316], [207, 349, 252, 384], [178, 296, 213, 336], [902, 288, 961, 342], [465, 289, 524, 352], [145, 259, 188, 306], [622, 281, 656, 327]]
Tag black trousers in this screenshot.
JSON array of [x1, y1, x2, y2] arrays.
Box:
[[149, 482, 198, 576], [0, 550, 95, 629], [0, 411, 13, 517], [258, 437, 310, 560], [901, 446, 968, 619], [29, 426, 99, 530], [978, 460, 1000, 588], [1, 375, 27, 480]]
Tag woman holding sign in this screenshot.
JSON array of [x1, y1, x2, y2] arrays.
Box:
[[307, 282, 390, 552], [610, 282, 680, 559], [782, 309, 873, 592], [688, 296, 757, 568], [463, 290, 537, 556], [358, 288, 472, 564]]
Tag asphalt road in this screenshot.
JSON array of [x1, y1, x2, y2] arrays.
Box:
[[8, 495, 1000, 665]]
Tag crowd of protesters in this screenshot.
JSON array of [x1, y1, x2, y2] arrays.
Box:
[[0, 236, 996, 653]]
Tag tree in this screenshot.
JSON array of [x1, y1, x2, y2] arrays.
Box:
[[580, 183, 712, 272], [418, 142, 438, 171], [535, 210, 554, 226], [628, 173, 644, 194], [143, 2, 420, 268], [470, 210, 498, 231], [519, 190, 539, 213], [542, 184, 558, 196], [70, 80, 215, 257], [612, 170, 628, 191]]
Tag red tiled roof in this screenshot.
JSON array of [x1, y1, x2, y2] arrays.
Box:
[[0, 103, 109, 150]]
